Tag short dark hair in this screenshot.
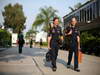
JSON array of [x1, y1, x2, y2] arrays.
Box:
[[53, 17, 59, 22]]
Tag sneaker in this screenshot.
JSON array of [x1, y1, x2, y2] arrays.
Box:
[[74, 68, 80, 72], [67, 64, 71, 69], [52, 67, 57, 72]]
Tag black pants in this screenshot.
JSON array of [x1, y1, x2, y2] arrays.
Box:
[[67, 47, 79, 68], [51, 44, 59, 68], [19, 44, 23, 54], [30, 44, 32, 48]]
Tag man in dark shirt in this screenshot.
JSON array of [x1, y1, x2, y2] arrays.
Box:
[[66, 17, 81, 72], [18, 31, 25, 54], [30, 38, 33, 48], [48, 17, 63, 71]]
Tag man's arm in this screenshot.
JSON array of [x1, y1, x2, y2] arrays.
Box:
[[77, 35, 81, 50], [66, 29, 72, 36], [48, 36, 52, 49]]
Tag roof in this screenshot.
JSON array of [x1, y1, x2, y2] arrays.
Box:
[[63, 0, 96, 18]]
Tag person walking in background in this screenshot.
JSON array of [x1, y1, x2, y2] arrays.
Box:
[[40, 38, 43, 49], [30, 38, 33, 48], [18, 31, 25, 54], [48, 17, 63, 71], [66, 17, 81, 72]]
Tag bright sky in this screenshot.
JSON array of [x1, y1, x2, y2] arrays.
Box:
[[0, 0, 88, 33]]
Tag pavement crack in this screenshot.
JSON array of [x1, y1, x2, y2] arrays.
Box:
[[32, 57, 45, 75]]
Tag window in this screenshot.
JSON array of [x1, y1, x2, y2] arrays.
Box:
[[90, 4, 93, 20], [84, 9, 87, 22], [80, 10, 82, 22], [98, 0, 100, 16], [75, 11, 80, 22], [81, 9, 85, 22], [92, 3, 94, 19], [87, 7, 90, 21], [92, 2, 97, 19], [96, 0, 99, 17]]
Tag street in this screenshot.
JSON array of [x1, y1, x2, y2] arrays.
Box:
[[0, 47, 100, 75]]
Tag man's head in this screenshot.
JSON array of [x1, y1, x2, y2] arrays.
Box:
[[71, 17, 77, 26], [53, 17, 59, 26]]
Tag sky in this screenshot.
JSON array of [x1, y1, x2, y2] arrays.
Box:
[[0, 0, 88, 33]]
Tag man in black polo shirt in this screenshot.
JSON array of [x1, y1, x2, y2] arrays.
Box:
[[66, 17, 81, 72], [48, 17, 63, 71]]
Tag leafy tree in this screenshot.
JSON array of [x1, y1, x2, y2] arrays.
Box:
[[2, 3, 26, 33], [32, 6, 62, 32], [74, 3, 82, 9], [69, 6, 75, 12], [0, 29, 11, 47], [69, 2, 82, 11], [25, 29, 37, 39]]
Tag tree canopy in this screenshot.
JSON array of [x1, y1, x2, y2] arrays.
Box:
[[32, 6, 62, 32], [2, 3, 26, 33]]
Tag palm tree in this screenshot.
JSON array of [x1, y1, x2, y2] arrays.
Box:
[[74, 2, 82, 9], [69, 6, 75, 12], [69, 3, 82, 12], [32, 6, 60, 32]]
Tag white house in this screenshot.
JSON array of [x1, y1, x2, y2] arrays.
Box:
[[35, 31, 47, 42]]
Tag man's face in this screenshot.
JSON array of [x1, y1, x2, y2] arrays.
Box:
[[71, 18, 77, 26], [54, 19, 59, 26]]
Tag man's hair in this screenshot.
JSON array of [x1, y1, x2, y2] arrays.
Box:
[[69, 16, 78, 26], [71, 16, 77, 20], [53, 17, 59, 22], [70, 16, 78, 23]]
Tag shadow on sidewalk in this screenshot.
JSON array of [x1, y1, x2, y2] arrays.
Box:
[[0, 47, 47, 62], [43, 58, 67, 68], [22, 47, 47, 57], [43, 58, 74, 70], [0, 47, 26, 62]]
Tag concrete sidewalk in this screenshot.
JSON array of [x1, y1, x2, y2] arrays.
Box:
[[0, 48, 7, 51], [33, 48, 100, 75], [0, 47, 41, 75], [0, 47, 100, 75]]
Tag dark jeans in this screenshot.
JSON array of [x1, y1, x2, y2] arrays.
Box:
[[67, 47, 79, 68], [51, 43, 59, 68], [19, 44, 23, 54]]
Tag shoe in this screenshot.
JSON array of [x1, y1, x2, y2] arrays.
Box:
[[52, 67, 57, 72], [67, 64, 71, 69], [74, 68, 80, 72]]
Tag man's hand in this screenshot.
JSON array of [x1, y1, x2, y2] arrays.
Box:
[[66, 29, 72, 36], [68, 29, 72, 35], [48, 46, 51, 50], [78, 47, 81, 51]]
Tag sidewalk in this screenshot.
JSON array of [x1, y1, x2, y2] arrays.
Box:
[[0, 48, 8, 52], [0, 47, 41, 75], [0, 47, 100, 75], [33, 49, 100, 75]]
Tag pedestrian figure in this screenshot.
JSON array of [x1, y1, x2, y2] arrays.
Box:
[[66, 17, 81, 72], [18, 31, 25, 54], [48, 17, 63, 71], [30, 38, 33, 48], [40, 38, 43, 49]]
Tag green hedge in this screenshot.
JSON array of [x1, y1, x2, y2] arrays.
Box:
[[42, 42, 48, 46], [80, 29, 100, 55], [0, 29, 11, 47]]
